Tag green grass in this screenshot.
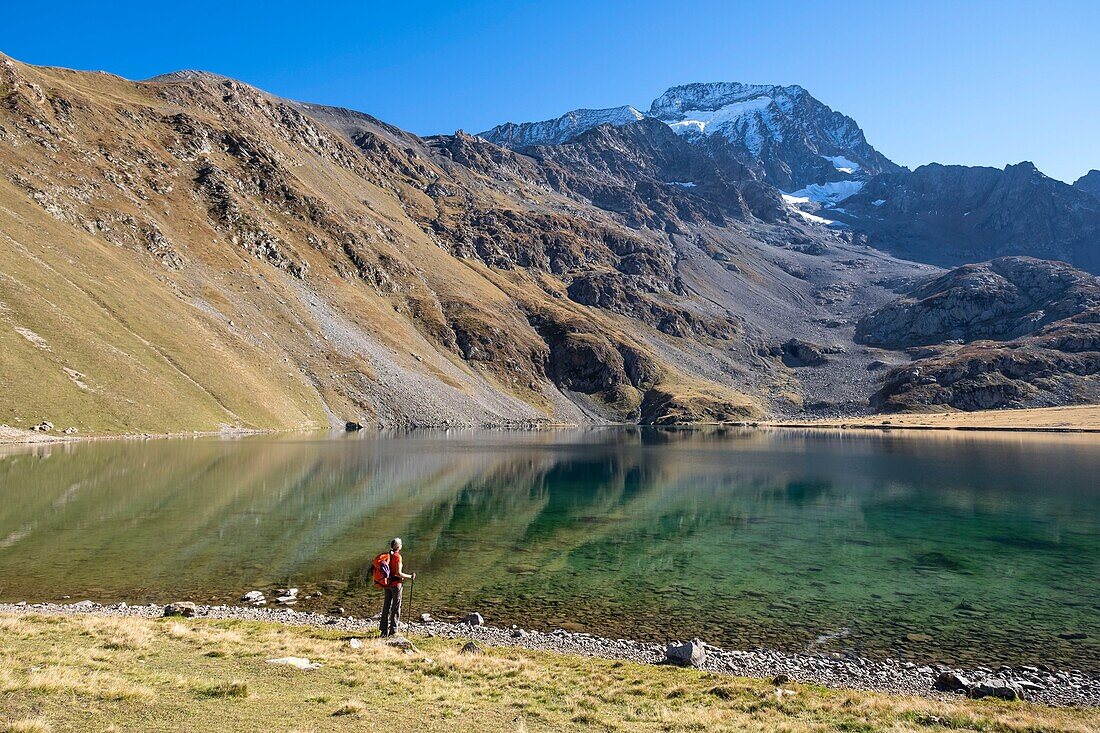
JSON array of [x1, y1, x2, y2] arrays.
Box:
[[0, 614, 1096, 732]]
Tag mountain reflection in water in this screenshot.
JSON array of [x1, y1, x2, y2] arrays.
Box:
[[1, 427, 1098, 671]]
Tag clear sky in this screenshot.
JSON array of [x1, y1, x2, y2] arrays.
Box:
[[5, 0, 1098, 182]]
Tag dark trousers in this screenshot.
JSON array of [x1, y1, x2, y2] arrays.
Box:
[[380, 584, 402, 636]]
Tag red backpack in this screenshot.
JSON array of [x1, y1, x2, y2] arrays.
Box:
[[371, 551, 392, 588]]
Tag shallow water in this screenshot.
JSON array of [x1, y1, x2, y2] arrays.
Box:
[[1, 428, 1098, 670]]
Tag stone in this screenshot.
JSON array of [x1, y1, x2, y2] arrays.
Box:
[[464, 612, 484, 626], [241, 590, 265, 604], [906, 633, 934, 643], [772, 673, 790, 685], [969, 678, 1023, 701], [163, 601, 198, 618], [419, 613, 433, 622], [347, 638, 363, 649], [1058, 632, 1088, 640], [63, 427, 78, 434], [31, 421, 53, 432], [461, 641, 484, 655], [510, 628, 529, 638], [933, 671, 971, 693], [665, 639, 707, 667], [266, 656, 321, 670], [386, 636, 418, 653], [345, 421, 364, 432], [780, 339, 829, 367]]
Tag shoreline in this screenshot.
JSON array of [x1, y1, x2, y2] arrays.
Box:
[[3, 601, 1095, 708], [4, 404, 1100, 446]]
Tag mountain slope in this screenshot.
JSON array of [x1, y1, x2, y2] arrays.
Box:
[[3, 53, 819, 434]]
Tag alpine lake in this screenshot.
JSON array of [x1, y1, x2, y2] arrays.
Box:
[[2, 427, 1097, 673]]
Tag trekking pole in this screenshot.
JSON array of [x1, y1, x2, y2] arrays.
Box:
[[407, 577, 414, 633]]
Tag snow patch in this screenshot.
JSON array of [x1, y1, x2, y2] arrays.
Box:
[[665, 96, 775, 138], [782, 194, 837, 226], [784, 180, 864, 206], [822, 155, 861, 174], [871, 199, 886, 207], [667, 181, 697, 188]]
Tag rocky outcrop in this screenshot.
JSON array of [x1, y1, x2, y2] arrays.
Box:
[[856, 257, 1100, 348], [871, 312, 1100, 412]]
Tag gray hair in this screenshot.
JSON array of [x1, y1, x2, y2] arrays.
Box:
[[390, 537, 402, 550]]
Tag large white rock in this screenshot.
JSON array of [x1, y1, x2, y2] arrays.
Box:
[[266, 656, 321, 670]]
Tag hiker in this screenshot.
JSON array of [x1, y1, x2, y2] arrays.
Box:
[[372, 537, 415, 637]]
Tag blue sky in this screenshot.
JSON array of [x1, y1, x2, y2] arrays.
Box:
[[5, 0, 1098, 182]]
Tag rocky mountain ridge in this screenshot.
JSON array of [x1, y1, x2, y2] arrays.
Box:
[[1075, 169, 1100, 199]]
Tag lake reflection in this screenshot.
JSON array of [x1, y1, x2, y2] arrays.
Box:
[[1, 428, 1098, 670]]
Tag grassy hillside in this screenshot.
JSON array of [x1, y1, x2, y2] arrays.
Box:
[[2, 614, 1096, 732], [0, 52, 762, 435]]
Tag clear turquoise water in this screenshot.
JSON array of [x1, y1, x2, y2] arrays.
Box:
[[1, 428, 1097, 670]]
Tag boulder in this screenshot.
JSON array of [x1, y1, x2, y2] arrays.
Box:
[[464, 612, 484, 626], [419, 613, 433, 623], [969, 677, 1023, 701], [933, 671, 971, 693], [461, 641, 484, 655], [163, 601, 198, 618], [780, 339, 829, 367], [266, 656, 320, 669], [345, 421, 364, 431], [386, 636, 418, 653], [347, 638, 363, 649], [241, 590, 265, 604], [665, 639, 706, 667], [31, 421, 53, 432]]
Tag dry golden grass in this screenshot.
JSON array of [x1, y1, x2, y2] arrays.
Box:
[[776, 404, 1100, 432], [0, 612, 1096, 733], [0, 719, 52, 733], [331, 699, 366, 717]]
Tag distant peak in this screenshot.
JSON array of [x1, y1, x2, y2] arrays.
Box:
[[478, 105, 645, 148]]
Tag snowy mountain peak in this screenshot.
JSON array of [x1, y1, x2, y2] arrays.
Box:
[[479, 81, 900, 193], [479, 105, 645, 148], [648, 82, 805, 118]]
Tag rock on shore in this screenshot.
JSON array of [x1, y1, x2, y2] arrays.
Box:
[[1, 601, 1095, 708]]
